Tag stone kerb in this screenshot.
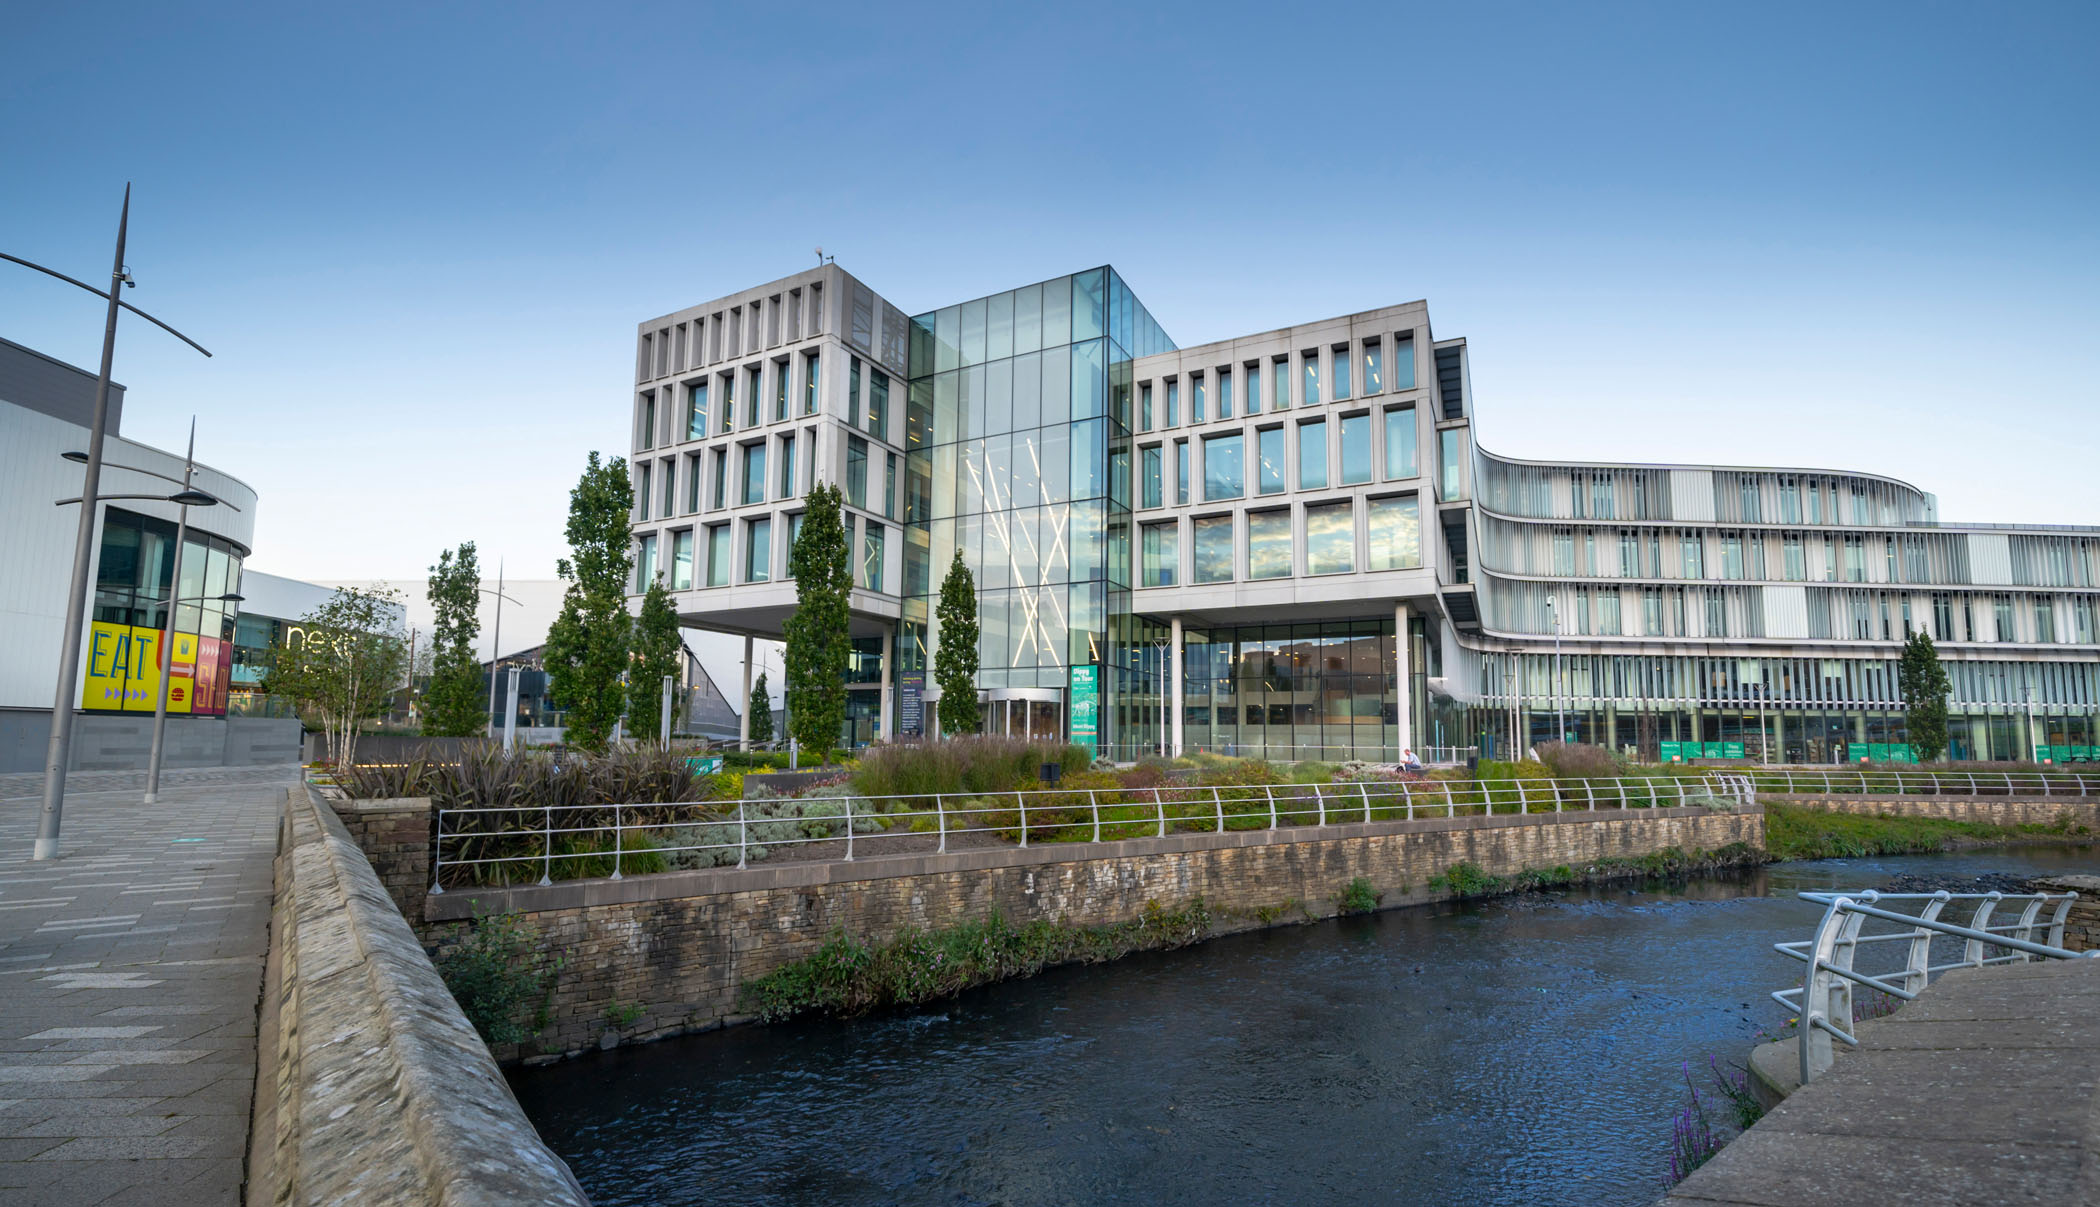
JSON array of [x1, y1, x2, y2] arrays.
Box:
[[254, 783, 589, 1205]]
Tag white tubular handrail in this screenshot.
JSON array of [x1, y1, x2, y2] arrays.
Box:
[[1745, 769, 2098, 798], [1772, 889, 2096, 1085], [424, 772, 1749, 889]]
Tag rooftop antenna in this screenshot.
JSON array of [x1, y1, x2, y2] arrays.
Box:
[[814, 246, 824, 266]]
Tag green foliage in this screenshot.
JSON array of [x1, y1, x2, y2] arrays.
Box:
[[784, 483, 851, 753], [605, 1000, 645, 1030], [544, 452, 633, 753], [1535, 741, 1623, 779], [663, 786, 885, 867], [421, 542, 486, 737], [852, 736, 1091, 799], [262, 584, 409, 768], [1430, 861, 1507, 897], [1899, 628, 1951, 762], [933, 550, 981, 736], [437, 912, 555, 1046], [1763, 802, 2090, 860], [626, 576, 683, 741], [1337, 876, 1382, 914], [748, 671, 775, 744], [741, 900, 1213, 1023]]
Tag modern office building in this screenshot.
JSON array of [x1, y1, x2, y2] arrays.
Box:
[[0, 336, 300, 772], [628, 268, 2100, 764]]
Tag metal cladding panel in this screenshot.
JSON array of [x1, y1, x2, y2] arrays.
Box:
[[1669, 469, 1716, 522], [1968, 533, 2014, 584], [1762, 584, 1810, 639]]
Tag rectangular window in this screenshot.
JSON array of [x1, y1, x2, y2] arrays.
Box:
[[685, 383, 707, 441], [1141, 445, 1163, 508], [745, 517, 771, 583], [671, 529, 694, 590], [719, 375, 735, 433], [1248, 510, 1292, 580], [804, 351, 820, 415], [1844, 536, 1865, 582], [2035, 596, 2056, 643], [1302, 352, 1320, 407], [775, 360, 789, 421], [1706, 589, 1727, 638], [710, 448, 726, 509], [1368, 496, 1421, 570], [1140, 383, 1154, 431], [1203, 432, 1245, 501], [1437, 429, 1464, 500], [778, 434, 797, 499], [1933, 593, 1954, 642], [1305, 502, 1353, 574], [1191, 374, 1206, 423], [1332, 345, 1351, 401], [1257, 427, 1286, 495], [1683, 536, 1704, 579], [1193, 515, 1233, 583], [1392, 333, 1415, 390], [1274, 359, 1289, 411], [635, 462, 651, 521], [1383, 405, 1417, 479], [847, 436, 868, 509], [1599, 592, 1623, 635], [706, 525, 729, 587], [1363, 339, 1382, 394], [1217, 369, 1233, 419], [638, 394, 655, 451], [884, 452, 898, 520], [1619, 530, 1640, 577], [1245, 363, 1261, 414], [1339, 414, 1371, 485], [1165, 379, 1179, 426], [1142, 522, 1178, 588], [1783, 536, 1805, 581], [849, 357, 862, 428], [741, 443, 765, 505], [685, 453, 702, 513], [1721, 534, 1745, 580], [868, 370, 889, 434], [1174, 440, 1189, 506], [1995, 595, 2017, 641], [635, 534, 657, 591], [863, 523, 885, 592], [1298, 419, 1328, 490], [1644, 588, 1664, 636], [660, 458, 675, 518], [744, 366, 761, 427]]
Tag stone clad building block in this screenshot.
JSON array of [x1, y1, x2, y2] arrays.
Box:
[[421, 806, 1763, 1061], [251, 784, 588, 1205]]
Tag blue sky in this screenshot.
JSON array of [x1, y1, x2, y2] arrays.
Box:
[[4, 0, 2096, 586]]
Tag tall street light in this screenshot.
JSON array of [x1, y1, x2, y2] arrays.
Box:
[[1545, 594, 1564, 746], [6, 186, 212, 860], [482, 559, 522, 738]]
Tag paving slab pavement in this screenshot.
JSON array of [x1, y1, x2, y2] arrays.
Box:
[[0, 766, 291, 1207]]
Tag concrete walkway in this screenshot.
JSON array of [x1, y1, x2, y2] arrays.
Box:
[[1667, 957, 2100, 1206], [0, 766, 292, 1206]]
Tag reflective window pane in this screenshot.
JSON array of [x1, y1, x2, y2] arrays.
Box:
[[1193, 515, 1234, 583], [1299, 419, 1328, 490], [1203, 432, 1244, 501], [1339, 414, 1371, 485], [1368, 496, 1421, 570], [1248, 510, 1292, 580], [1305, 502, 1353, 574]]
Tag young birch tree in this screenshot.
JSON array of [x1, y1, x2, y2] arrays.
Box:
[[263, 585, 408, 769]]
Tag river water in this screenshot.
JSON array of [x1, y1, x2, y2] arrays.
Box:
[[511, 848, 2094, 1207]]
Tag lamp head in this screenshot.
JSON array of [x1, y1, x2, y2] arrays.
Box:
[[168, 489, 219, 507], [61, 450, 88, 463]]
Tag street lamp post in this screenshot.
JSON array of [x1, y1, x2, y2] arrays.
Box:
[[144, 420, 204, 804], [482, 559, 522, 738], [1545, 594, 1564, 746], [8, 186, 210, 860]]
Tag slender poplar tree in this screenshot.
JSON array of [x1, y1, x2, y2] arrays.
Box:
[[748, 671, 775, 744], [421, 541, 485, 736], [627, 576, 684, 742], [1899, 627, 1952, 762], [544, 452, 633, 753], [782, 483, 850, 754], [934, 550, 981, 736]]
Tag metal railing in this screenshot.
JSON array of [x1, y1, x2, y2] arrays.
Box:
[[1773, 889, 2098, 1085], [1744, 768, 2099, 797], [428, 772, 1752, 890], [1096, 743, 1482, 766]]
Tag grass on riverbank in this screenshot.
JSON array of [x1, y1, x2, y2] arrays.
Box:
[[1428, 843, 1767, 899], [1764, 803, 2093, 861], [740, 900, 1213, 1023]]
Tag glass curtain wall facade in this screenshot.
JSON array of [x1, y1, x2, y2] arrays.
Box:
[[903, 269, 1172, 747]]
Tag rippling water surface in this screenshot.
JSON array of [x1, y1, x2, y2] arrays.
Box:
[[511, 847, 2094, 1207]]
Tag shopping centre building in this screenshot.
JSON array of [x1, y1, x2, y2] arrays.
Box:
[[627, 266, 2099, 763]]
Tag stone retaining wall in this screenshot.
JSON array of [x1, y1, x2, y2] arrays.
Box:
[[248, 784, 589, 1205], [1769, 793, 2100, 829], [419, 805, 1762, 1062], [2032, 875, 2100, 952]]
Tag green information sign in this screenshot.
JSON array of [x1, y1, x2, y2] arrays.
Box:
[[1721, 741, 1746, 760], [1068, 665, 1099, 754], [684, 755, 723, 775]]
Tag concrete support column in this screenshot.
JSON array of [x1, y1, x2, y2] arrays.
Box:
[[1169, 617, 1185, 758], [1394, 602, 1413, 757], [739, 634, 753, 751], [878, 629, 894, 745]]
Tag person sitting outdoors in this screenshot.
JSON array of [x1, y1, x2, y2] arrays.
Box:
[[1400, 748, 1424, 773]]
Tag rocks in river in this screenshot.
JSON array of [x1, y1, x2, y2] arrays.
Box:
[[1878, 872, 2037, 896]]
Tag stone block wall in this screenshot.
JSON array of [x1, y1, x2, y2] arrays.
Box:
[[2032, 876, 2100, 952], [322, 793, 432, 923], [421, 805, 1762, 1062], [1771, 794, 2100, 829]]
